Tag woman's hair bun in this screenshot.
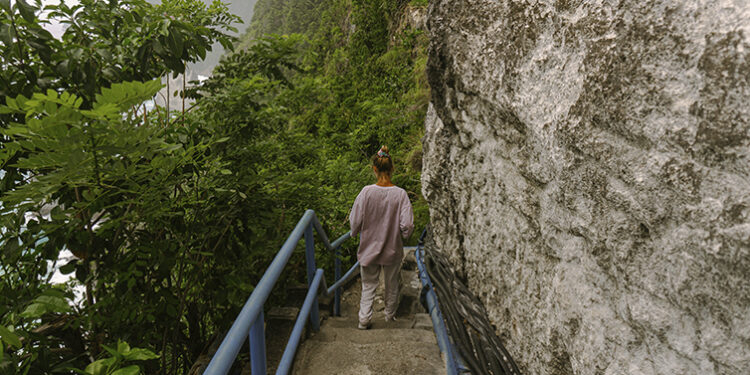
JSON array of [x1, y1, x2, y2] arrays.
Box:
[[372, 145, 394, 173]]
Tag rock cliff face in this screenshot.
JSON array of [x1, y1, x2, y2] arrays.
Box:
[[421, 1, 750, 374]]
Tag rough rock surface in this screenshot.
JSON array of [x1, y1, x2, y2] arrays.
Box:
[[421, 1, 750, 374]]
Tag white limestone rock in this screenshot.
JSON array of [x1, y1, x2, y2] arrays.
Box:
[[421, 1, 750, 374]]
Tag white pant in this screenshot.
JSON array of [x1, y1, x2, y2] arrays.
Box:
[[359, 262, 401, 325]]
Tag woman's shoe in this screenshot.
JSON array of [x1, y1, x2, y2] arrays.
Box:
[[357, 322, 372, 330]]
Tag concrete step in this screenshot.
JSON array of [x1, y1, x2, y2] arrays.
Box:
[[292, 339, 444, 375], [308, 326, 437, 344], [321, 314, 433, 330], [322, 315, 414, 329], [290, 249, 445, 375]]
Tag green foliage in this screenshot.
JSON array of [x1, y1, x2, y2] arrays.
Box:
[[189, 34, 303, 100], [0, 1, 247, 373], [0, 324, 21, 349], [74, 341, 158, 375], [0, 0, 238, 108], [242, 0, 331, 45], [0, 80, 193, 373], [0, 0, 240, 209], [0, 0, 431, 373], [20, 293, 72, 319], [236, 0, 431, 237]]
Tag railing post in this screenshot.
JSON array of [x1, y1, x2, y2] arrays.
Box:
[[334, 249, 341, 316], [249, 311, 266, 375], [304, 224, 321, 332]]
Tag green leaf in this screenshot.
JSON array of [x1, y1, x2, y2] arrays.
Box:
[[59, 261, 77, 275], [56, 59, 71, 76], [2, 238, 20, 261], [95, 48, 113, 61], [84, 358, 111, 375], [0, 0, 10, 13], [152, 39, 166, 56], [28, 38, 52, 63], [20, 303, 46, 319], [42, 288, 67, 298], [0, 325, 21, 349], [101, 343, 119, 358], [0, 24, 11, 46], [50, 206, 67, 221], [28, 27, 53, 41], [160, 19, 170, 36], [35, 295, 71, 312], [5, 97, 18, 110], [168, 30, 183, 57], [20, 295, 71, 318], [2, 125, 30, 136], [81, 189, 95, 202], [94, 80, 163, 110], [116, 341, 130, 355], [220, 169, 232, 175], [165, 303, 177, 318], [159, 143, 182, 153], [16, 0, 36, 22], [123, 348, 158, 361], [111, 365, 140, 375]]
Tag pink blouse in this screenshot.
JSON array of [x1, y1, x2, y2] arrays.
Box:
[[350, 184, 414, 266]]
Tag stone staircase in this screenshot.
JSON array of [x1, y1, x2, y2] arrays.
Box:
[[290, 249, 445, 375]]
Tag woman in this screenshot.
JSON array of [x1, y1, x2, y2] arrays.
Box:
[[349, 145, 414, 329]]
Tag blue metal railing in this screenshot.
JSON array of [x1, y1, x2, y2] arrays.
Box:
[[415, 230, 461, 375], [204, 209, 359, 375]]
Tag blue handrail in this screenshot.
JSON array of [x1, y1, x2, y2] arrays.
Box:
[[415, 231, 461, 375], [203, 209, 358, 375]]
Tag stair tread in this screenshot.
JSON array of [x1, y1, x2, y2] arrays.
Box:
[[292, 339, 444, 375], [322, 316, 419, 330], [290, 252, 444, 375], [308, 326, 438, 344]]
